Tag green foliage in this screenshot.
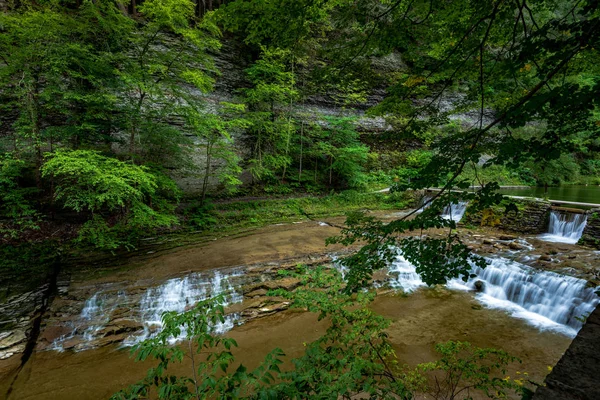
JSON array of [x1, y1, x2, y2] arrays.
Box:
[[186, 201, 218, 230], [0, 154, 39, 238], [416, 341, 521, 400], [191, 191, 408, 233], [115, 267, 524, 399], [117, 0, 221, 164], [0, 0, 220, 244], [185, 102, 246, 202], [319, 117, 369, 188], [41, 150, 179, 249], [327, 185, 502, 292], [268, 267, 414, 399], [111, 296, 285, 400], [242, 47, 297, 183]]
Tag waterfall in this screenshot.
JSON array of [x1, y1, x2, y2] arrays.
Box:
[[124, 270, 243, 345], [50, 269, 244, 351], [441, 201, 468, 222], [415, 196, 432, 213], [539, 211, 587, 244], [388, 253, 599, 337], [388, 253, 426, 292]]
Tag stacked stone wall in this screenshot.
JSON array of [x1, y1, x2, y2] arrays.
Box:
[[580, 208, 600, 249], [533, 304, 600, 399], [462, 199, 551, 234]]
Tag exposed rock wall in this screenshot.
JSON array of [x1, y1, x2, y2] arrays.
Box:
[[580, 208, 600, 249], [533, 304, 600, 400], [462, 199, 551, 234]]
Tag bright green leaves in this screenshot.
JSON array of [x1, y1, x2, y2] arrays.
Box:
[[115, 267, 524, 399], [112, 296, 287, 400], [416, 341, 521, 399], [41, 150, 179, 249], [42, 150, 158, 213]]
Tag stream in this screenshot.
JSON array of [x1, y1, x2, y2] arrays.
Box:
[[1, 209, 599, 399]]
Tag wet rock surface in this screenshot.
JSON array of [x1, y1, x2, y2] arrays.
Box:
[[2, 209, 600, 395], [533, 304, 600, 400], [35, 254, 338, 353], [0, 283, 48, 360]]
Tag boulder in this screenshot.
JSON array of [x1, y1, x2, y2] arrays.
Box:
[[509, 242, 524, 250], [474, 280, 485, 292], [499, 235, 516, 241]]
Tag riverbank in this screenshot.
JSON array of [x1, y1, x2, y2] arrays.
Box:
[[1, 212, 599, 398], [2, 193, 600, 399]]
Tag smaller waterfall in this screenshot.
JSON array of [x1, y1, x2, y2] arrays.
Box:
[[441, 201, 468, 222], [388, 253, 426, 293], [50, 291, 125, 352], [539, 211, 587, 244], [448, 258, 599, 336], [415, 196, 432, 213]]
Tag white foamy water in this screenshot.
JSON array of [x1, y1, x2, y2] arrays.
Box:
[[441, 201, 469, 222], [388, 254, 598, 337], [539, 211, 587, 244], [388, 253, 427, 292], [124, 270, 243, 345], [415, 196, 432, 213], [51, 269, 244, 351]]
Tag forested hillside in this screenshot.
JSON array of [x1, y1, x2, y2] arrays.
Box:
[[1, 0, 598, 254]]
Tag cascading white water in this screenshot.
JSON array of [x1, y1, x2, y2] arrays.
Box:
[[539, 211, 587, 244], [124, 270, 243, 345], [415, 196, 432, 213], [388, 253, 426, 292], [387, 252, 599, 337], [449, 258, 598, 336], [441, 201, 468, 222], [51, 269, 244, 351]]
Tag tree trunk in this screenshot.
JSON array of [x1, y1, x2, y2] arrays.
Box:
[[26, 78, 43, 189], [201, 142, 213, 205], [298, 122, 303, 182], [329, 156, 333, 187]]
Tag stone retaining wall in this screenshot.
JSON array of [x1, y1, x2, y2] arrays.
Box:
[[533, 304, 600, 399], [580, 208, 600, 249], [462, 199, 551, 234]]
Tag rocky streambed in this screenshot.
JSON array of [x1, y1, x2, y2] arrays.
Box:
[[1, 211, 599, 399]]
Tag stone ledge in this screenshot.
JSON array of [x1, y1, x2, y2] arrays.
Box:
[[533, 304, 600, 400]]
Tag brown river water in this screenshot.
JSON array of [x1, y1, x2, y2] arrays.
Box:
[[0, 215, 589, 399]]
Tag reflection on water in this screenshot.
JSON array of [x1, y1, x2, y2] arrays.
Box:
[[498, 185, 600, 205]]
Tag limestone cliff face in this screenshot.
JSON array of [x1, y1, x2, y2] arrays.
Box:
[[533, 303, 600, 400], [0, 34, 484, 195]]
